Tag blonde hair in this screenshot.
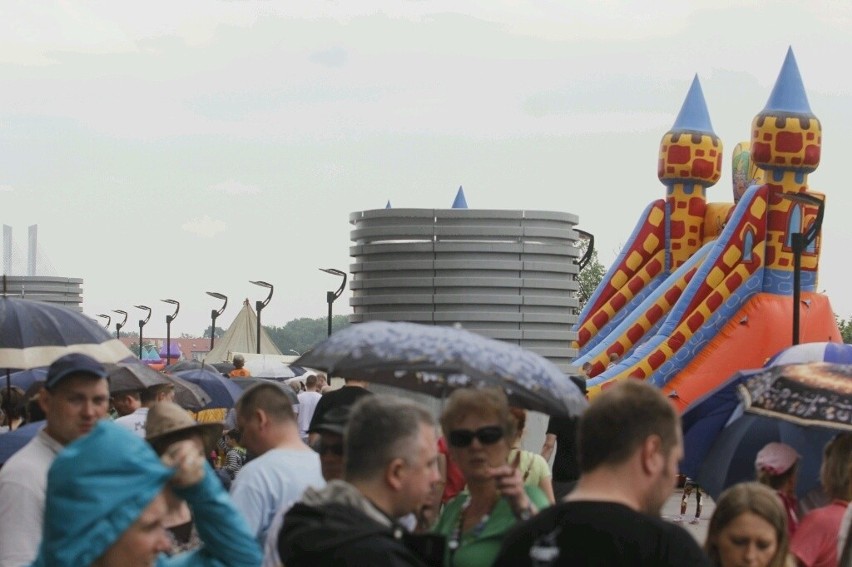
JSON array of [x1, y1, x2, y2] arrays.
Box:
[[821, 433, 852, 500], [440, 388, 516, 442]]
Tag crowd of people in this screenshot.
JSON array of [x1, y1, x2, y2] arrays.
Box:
[[0, 352, 851, 566]]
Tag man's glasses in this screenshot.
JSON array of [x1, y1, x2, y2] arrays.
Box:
[[448, 426, 504, 448]]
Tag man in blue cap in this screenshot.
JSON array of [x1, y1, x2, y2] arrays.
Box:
[[0, 353, 110, 567]]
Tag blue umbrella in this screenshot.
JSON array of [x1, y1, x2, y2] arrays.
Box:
[[0, 420, 44, 465], [8, 368, 48, 392], [695, 412, 836, 500], [173, 368, 243, 409], [295, 321, 587, 417], [680, 369, 758, 479], [765, 342, 852, 367]]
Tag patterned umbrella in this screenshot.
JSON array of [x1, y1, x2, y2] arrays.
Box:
[[295, 321, 587, 417], [740, 362, 852, 430]]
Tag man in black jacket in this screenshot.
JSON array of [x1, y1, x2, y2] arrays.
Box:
[[494, 381, 710, 567], [279, 395, 443, 567]]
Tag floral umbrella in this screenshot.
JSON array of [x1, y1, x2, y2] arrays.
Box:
[[296, 321, 587, 417]]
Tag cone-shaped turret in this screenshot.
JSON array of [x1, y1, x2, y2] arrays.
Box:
[[452, 186, 468, 209], [671, 75, 716, 134], [658, 75, 721, 271], [763, 47, 813, 115], [751, 47, 821, 175], [385, 200, 392, 209], [658, 76, 722, 187]]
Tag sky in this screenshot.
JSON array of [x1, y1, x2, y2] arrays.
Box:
[[2, 1, 852, 338]]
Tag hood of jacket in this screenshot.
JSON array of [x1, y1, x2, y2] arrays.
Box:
[[32, 420, 174, 567], [279, 480, 404, 559]]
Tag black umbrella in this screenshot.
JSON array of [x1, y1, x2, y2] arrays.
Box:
[[295, 321, 587, 417], [108, 362, 211, 411]]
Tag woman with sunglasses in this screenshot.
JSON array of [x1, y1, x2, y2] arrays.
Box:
[[434, 388, 550, 567]]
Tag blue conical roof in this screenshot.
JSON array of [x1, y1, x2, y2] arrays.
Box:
[[671, 75, 716, 134], [763, 47, 812, 115], [385, 200, 392, 209], [452, 186, 468, 209]]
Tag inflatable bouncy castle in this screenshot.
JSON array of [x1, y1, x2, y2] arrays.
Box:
[[574, 48, 841, 409]]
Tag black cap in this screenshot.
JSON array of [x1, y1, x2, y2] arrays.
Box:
[[46, 353, 108, 390], [308, 406, 350, 435]]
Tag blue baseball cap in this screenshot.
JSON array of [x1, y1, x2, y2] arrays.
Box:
[[45, 353, 108, 390]]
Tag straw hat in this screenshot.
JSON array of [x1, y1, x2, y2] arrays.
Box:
[[145, 401, 223, 452]]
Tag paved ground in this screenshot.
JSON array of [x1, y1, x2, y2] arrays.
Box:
[[660, 487, 715, 545]]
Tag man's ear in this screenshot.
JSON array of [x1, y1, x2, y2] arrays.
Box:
[[639, 434, 663, 475], [38, 388, 51, 414], [386, 457, 407, 491], [255, 408, 269, 429]]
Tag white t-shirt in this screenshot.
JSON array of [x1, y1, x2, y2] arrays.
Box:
[[0, 428, 63, 567], [114, 407, 149, 438], [296, 391, 322, 439]]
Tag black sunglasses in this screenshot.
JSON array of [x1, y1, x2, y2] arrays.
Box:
[[448, 426, 504, 448]]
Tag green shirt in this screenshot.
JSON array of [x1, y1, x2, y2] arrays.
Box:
[[434, 486, 549, 567]]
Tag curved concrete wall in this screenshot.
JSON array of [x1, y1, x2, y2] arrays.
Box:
[[349, 208, 580, 371], [2, 276, 84, 311]]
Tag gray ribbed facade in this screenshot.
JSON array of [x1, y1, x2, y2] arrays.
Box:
[[1, 276, 84, 312], [348, 208, 580, 371]]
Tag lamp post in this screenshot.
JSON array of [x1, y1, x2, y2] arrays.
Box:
[[134, 305, 152, 359], [249, 280, 273, 354], [780, 192, 825, 345], [205, 291, 228, 351], [319, 268, 347, 337], [574, 229, 596, 271], [161, 299, 180, 366], [97, 313, 111, 329], [113, 310, 128, 340]]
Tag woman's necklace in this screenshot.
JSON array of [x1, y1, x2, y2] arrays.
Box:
[[447, 495, 494, 558]]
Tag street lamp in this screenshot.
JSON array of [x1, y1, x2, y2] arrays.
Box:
[[97, 313, 111, 329], [249, 280, 273, 354], [113, 310, 128, 340], [134, 305, 152, 359], [574, 229, 596, 271], [161, 299, 180, 366], [780, 192, 825, 345], [205, 291, 228, 351], [319, 268, 347, 337]]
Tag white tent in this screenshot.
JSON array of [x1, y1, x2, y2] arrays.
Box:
[[204, 299, 282, 363]]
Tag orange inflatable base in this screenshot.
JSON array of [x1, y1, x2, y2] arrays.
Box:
[[662, 292, 841, 412]]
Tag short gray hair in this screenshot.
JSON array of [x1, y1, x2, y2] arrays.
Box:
[[344, 395, 435, 482]]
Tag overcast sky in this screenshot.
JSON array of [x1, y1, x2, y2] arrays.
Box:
[[2, 1, 851, 338]]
